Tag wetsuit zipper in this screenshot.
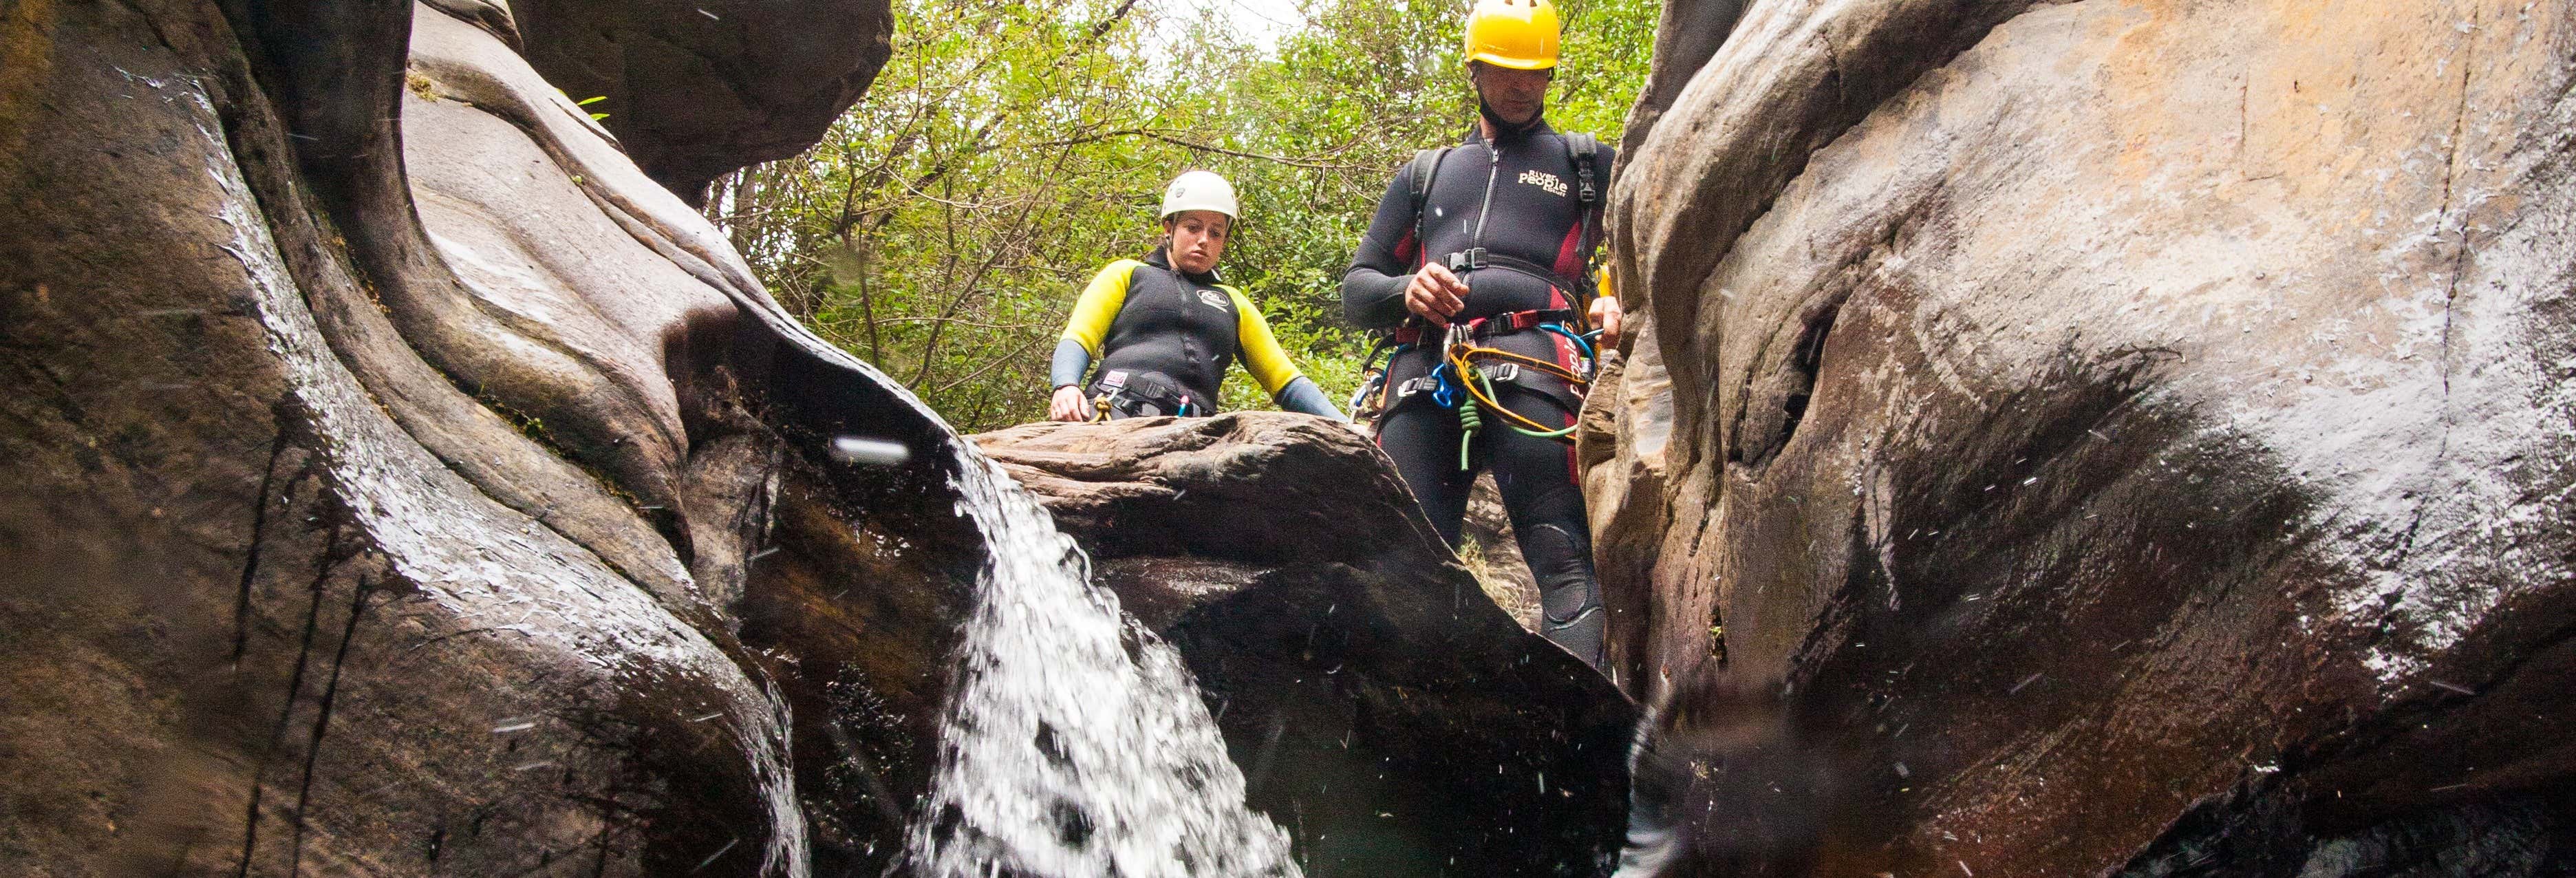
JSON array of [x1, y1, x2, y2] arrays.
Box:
[[1471, 139, 1502, 250]]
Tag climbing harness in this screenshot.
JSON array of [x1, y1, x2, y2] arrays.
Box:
[[1361, 310, 1598, 470], [1086, 369, 1198, 421], [1439, 316, 1591, 438]]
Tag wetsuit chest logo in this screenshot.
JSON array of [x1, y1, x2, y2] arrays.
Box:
[[1517, 169, 1567, 197], [1196, 289, 1229, 310]]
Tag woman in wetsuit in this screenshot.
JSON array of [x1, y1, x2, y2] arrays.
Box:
[[1047, 171, 1345, 422]]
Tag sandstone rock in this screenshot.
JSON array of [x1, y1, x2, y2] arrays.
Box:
[[976, 414, 1638, 877], [0, 3, 1265, 876], [1614, 0, 1747, 160], [1463, 473, 1543, 630], [1596, 0, 2576, 873], [1, 7, 821, 872], [513, 0, 897, 201], [1578, 330, 1679, 694]]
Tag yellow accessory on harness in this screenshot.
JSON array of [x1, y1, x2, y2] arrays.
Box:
[[1463, 0, 1560, 71]]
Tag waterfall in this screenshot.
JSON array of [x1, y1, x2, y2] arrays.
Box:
[[903, 451, 1300, 877]]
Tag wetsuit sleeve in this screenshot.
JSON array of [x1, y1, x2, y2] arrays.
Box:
[[1340, 167, 1420, 329], [1048, 338, 1091, 389], [1273, 377, 1345, 420], [1060, 259, 1141, 356], [1226, 286, 1304, 396], [1225, 288, 1346, 420]]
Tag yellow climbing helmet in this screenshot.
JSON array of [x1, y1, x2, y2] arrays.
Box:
[[1463, 0, 1560, 71]]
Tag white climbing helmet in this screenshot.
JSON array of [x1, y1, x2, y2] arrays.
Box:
[[1159, 170, 1239, 221]]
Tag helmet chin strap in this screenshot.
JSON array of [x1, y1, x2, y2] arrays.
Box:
[[1478, 96, 1545, 138]]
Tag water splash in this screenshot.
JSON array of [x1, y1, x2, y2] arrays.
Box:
[[906, 453, 1298, 877]]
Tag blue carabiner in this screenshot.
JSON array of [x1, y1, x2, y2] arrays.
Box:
[[1540, 323, 1596, 363], [1428, 363, 1458, 409]]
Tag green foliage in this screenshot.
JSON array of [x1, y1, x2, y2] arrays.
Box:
[[712, 0, 1660, 432]]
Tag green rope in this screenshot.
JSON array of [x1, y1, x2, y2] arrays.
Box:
[[1455, 361, 1578, 472], [1457, 395, 1481, 471], [1474, 371, 1576, 439]]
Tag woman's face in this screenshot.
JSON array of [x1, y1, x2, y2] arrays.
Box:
[[1166, 210, 1231, 275]]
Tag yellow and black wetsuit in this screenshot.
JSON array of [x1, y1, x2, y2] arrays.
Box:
[[1050, 247, 1344, 420]]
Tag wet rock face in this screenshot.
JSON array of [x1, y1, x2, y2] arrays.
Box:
[[975, 414, 1638, 877], [0, 1, 967, 875], [1464, 475, 1543, 629], [513, 0, 896, 201], [1597, 0, 2576, 874], [6, 1, 1591, 876]]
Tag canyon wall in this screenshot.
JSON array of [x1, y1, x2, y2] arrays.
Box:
[[1593, 0, 2576, 872], [0, 3, 1624, 875]]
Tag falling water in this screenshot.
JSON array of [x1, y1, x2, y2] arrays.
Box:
[[904, 451, 1300, 877]]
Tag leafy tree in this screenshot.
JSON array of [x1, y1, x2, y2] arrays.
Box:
[[710, 0, 1658, 431]]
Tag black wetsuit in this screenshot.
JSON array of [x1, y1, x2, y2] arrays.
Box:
[[1342, 117, 1612, 668]]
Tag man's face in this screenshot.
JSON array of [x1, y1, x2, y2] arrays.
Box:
[[1471, 61, 1554, 126]]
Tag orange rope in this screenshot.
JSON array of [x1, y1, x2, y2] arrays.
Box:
[[1443, 341, 1582, 435]]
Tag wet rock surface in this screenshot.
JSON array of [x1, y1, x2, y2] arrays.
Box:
[[975, 414, 1638, 877], [1576, 338, 1676, 695], [1596, 0, 2576, 874], [1463, 474, 1543, 631], [1, 6, 832, 872], [513, 0, 896, 200], [1, 2, 1272, 876]]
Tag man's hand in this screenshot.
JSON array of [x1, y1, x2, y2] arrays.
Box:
[[1047, 385, 1091, 422], [1403, 264, 1470, 324], [1589, 295, 1624, 350]]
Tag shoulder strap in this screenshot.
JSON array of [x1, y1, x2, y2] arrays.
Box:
[[1561, 133, 1603, 308], [1562, 132, 1600, 206], [1406, 147, 1448, 202], [1405, 147, 1452, 268]]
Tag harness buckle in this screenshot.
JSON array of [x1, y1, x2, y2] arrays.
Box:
[[1486, 363, 1521, 383], [1444, 248, 1488, 272]]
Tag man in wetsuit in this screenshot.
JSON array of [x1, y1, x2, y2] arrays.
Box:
[[1342, 0, 1622, 669]]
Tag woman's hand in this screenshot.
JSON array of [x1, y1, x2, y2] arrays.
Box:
[[1048, 385, 1091, 422], [1589, 295, 1624, 350], [1403, 264, 1470, 324]]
